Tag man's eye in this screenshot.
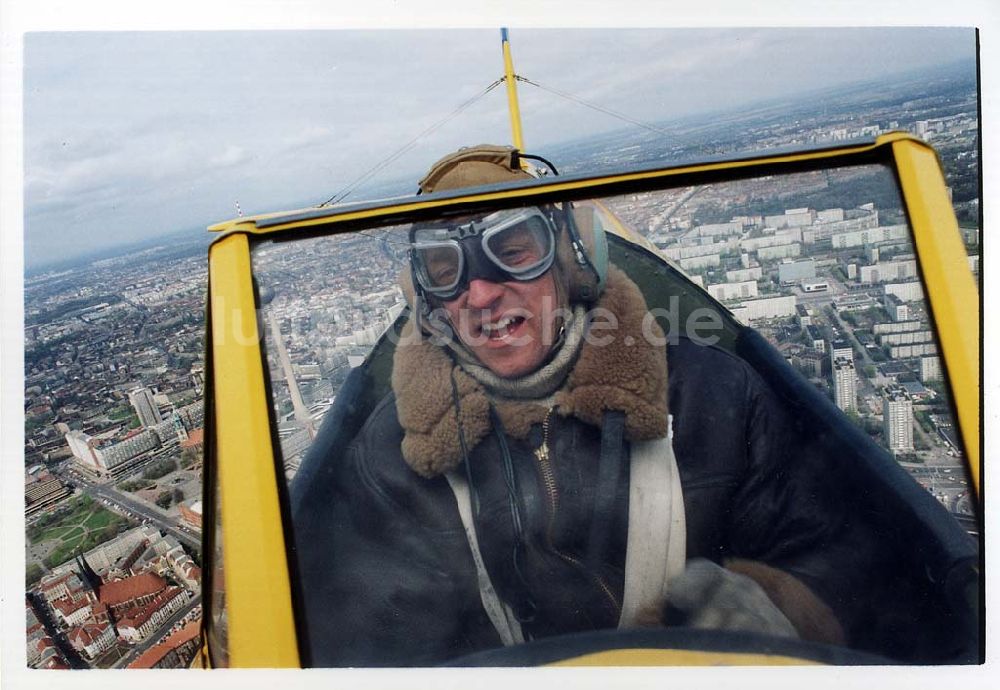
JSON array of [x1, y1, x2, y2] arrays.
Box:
[[431, 265, 458, 283], [499, 245, 528, 262], [499, 242, 542, 266]]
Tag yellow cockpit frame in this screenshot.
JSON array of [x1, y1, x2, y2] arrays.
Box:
[[199, 132, 980, 667]]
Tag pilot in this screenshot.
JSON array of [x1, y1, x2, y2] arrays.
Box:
[[292, 145, 863, 666]]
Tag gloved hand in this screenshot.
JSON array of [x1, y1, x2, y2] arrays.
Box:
[[664, 558, 799, 638]]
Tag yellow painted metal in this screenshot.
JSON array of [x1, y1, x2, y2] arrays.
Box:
[[207, 133, 918, 236], [551, 648, 819, 666], [208, 233, 300, 667], [501, 28, 525, 154], [892, 139, 981, 496]]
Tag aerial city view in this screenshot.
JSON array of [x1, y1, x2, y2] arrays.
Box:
[[23, 58, 979, 668]]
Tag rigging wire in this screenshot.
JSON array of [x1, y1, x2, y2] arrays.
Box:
[[356, 229, 410, 247], [319, 74, 675, 210], [318, 78, 506, 208], [322, 73, 678, 249], [514, 75, 677, 140]]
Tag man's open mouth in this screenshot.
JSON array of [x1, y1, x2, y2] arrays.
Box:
[[480, 314, 527, 341]]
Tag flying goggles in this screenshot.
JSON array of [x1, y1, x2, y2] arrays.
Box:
[[410, 207, 558, 301]]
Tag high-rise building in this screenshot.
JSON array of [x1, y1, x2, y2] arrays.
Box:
[[807, 325, 825, 352], [883, 385, 915, 454], [832, 356, 858, 413], [129, 386, 163, 427], [66, 430, 100, 468], [920, 356, 942, 383], [829, 339, 854, 363]]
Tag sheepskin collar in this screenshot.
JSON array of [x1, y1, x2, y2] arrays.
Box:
[[392, 266, 669, 478]]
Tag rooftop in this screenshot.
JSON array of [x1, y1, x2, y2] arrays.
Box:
[[181, 428, 204, 448], [127, 619, 199, 669], [117, 586, 185, 630], [99, 572, 166, 607]]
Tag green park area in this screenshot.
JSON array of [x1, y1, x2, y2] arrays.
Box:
[[27, 495, 134, 570]]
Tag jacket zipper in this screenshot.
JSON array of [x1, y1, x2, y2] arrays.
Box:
[[534, 407, 622, 617]]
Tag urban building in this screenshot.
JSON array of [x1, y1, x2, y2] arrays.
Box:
[[764, 207, 815, 229], [830, 224, 909, 249], [678, 253, 721, 271], [883, 385, 915, 454], [873, 320, 923, 335], [32, 636, 70, 669], [730, 295, 797, 323], [859, 259, 918, 284], [757, 243, 801, 261], [68, 620, 116, 660], [884, 281, 926, 303], [796, 304, 812, 328], [816, 208, 846, 223], [806, 325, 825, 352], [39, 570, 90, 606], [889, 342, 937, 359], [179, 499, 203, 530], [832, 356, 858, 413], [829, 339, 854, 362], [778, 259, 816, 284], [98, 572, 168, 618], [116, 586, 189, 644], [725, 266, 763, 283], [25, 466, 72, 518], [920, 356, 943, 383], [803, 210, 878, 243], [884, 293, 910, 322], [878, 330, 933, 346], [740, 228, 802, 252], [127, 619, 201, 668], [173, 399, 205, 432], [662, 240, 731, 261], [690, 220, 743, 238], [49, 525, 161, 576], [707, 280, 758, 302], [66, 429, 102, 467], [795, 350, 825, 378], [64, 427, 171, 479], [26, 601, 51, 667], [968, 254, 980, 276], [129, 386, 164, 427]]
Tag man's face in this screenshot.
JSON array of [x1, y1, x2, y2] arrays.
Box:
[[442, 271, 561, 378]]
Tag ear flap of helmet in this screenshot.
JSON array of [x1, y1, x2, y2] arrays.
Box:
[[557, 204, 609, 305]]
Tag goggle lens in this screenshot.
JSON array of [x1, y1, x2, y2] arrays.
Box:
[[484, 216, 552, 275], [414, 243, 462, 290], [411, 208, 557, 299]]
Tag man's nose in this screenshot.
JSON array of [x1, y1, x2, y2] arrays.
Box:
[[465, 278, 505, 309]]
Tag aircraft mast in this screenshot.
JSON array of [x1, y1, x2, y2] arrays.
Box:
[[501, 28, 526, 158]]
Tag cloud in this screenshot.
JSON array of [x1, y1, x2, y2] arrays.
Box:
[[208, 144, 251, 168], [20, 28, 978, 269], [282, 126, 333, 150]]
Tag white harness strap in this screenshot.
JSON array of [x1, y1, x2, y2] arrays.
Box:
[[619, 415, 687, 628], [444, 415, 685, 640], [445, 471, 526, 646]]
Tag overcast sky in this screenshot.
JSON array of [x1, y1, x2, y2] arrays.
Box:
[[21, 27, 976, 270]]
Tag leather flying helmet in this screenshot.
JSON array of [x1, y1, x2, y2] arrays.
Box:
[[410, 144, 608, 306]]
